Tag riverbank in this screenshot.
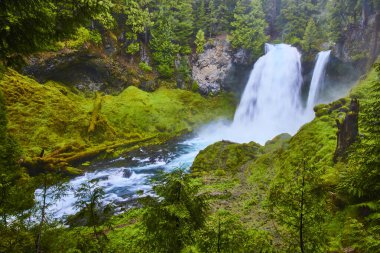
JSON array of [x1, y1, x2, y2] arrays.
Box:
[[0, 69, 236, 175]]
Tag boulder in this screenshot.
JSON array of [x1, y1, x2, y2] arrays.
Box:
[[192, 38, 251, 95]]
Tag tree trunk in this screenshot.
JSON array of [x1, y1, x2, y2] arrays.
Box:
[[35, 181, 47, 253], [217, 217, 221, 253], [299, 162, 305, 253]]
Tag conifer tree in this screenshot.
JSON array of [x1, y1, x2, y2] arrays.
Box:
[[269, 157, 328, 252], [195, 30, 206, 54], [141, 169, 208, 252], [172, 0, 194, 54], [302, 18, 320, 53], [124, 0, 152, 55], [280, 0, 318, 45], [149, 6, 180, 78], [208, 0, 218, 37], [231, 0, 269, 59], [326, 0, 361, 43], [195, 0, 208, 34], [0, 0, 113, 65]]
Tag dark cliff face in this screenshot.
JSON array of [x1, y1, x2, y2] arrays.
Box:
[[22, 48, 158, 95], [333, 12, 380, 68]]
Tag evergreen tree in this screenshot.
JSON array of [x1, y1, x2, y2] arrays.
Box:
[[0, 0, 113, 65], [262, 0, 282, 38], [124, 0, 152, 55], [269, 157, 329, 252], [0, 91, 35, 252], [302, 18, 320, 53], [34, 173, 68, 253], [149, 6, 180, 78], [208, 0, 218, 37], [280, 0, 318, 45], [195, 0, 208, 35], [73, 180, 114, 250], [326, 0, 361, 43], [141, 169, 208, 252], [195, 30, 206, 54], [197, 209, 273, 252], [231, 0, 269, 59], [215, 0, 231, 33], [172, 0, 194, 54]]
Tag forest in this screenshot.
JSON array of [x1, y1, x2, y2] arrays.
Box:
[[0, 0, 380, 252]]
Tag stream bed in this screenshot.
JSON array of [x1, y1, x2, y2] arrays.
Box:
[[49, 134, 214, 218]]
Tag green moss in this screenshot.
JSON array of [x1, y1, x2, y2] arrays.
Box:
[[0, 69, 235, 172], [191, 140, 261, 175], [101, 87, 235, 139]]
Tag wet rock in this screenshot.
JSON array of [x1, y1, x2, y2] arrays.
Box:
[[192, 39, 233, 95], [123, 168, 133, 178], [333, 13, 380, 67], [93, 175, 109, 181]]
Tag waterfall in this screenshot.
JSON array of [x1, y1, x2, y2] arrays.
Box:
[[306, 50, 331, 110], [230, 44, 305, 144]]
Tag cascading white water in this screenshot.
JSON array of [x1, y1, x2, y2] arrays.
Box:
[[231, 44, 305, 144], [306, 50, 331, 111]]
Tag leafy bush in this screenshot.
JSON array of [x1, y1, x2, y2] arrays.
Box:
[[139, 61, 152, 72]]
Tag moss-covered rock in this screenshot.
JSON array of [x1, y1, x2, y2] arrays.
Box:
[[191, 140, 262, 175]]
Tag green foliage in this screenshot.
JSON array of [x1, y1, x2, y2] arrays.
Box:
[[302, 18, 320, 53], [124, 0, 152, 55], [139, 61, 152, 72], [231, 0, 269, 59], [196, 210, 273, 252], [339, 63, 380, 201], [0, 0, 112, 64], [195, 30, 206, 54], [191, 140, 261, 175], [127, 42, 140, 55], [150, 6, 180, 78], [326, 0, 361, 43], [194, 0, 207, 34], [176, 56, 193, 88], [72, 180, 113, 228], [334, 62, 380, 251], [280, 0, 319, 45], [172, 0, 194, 48], [34, 173, 69, 253], [56, 27, 102, 50], [207, 0, 218, 37], [269, 159, 329, 252], [141, 169, 209, 252]]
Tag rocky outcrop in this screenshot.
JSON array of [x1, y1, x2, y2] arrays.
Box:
[[192, 37, 251, 95], [191, 140, 262, 174], [333, 13, 380, 67], [23, 48, 157, 94], [334, 99, 359, 161]]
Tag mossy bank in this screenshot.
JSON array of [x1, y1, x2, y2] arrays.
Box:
[[0, 69, 235, 174]]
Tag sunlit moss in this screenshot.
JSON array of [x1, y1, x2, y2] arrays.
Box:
[[0, 69, 235, 165]]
